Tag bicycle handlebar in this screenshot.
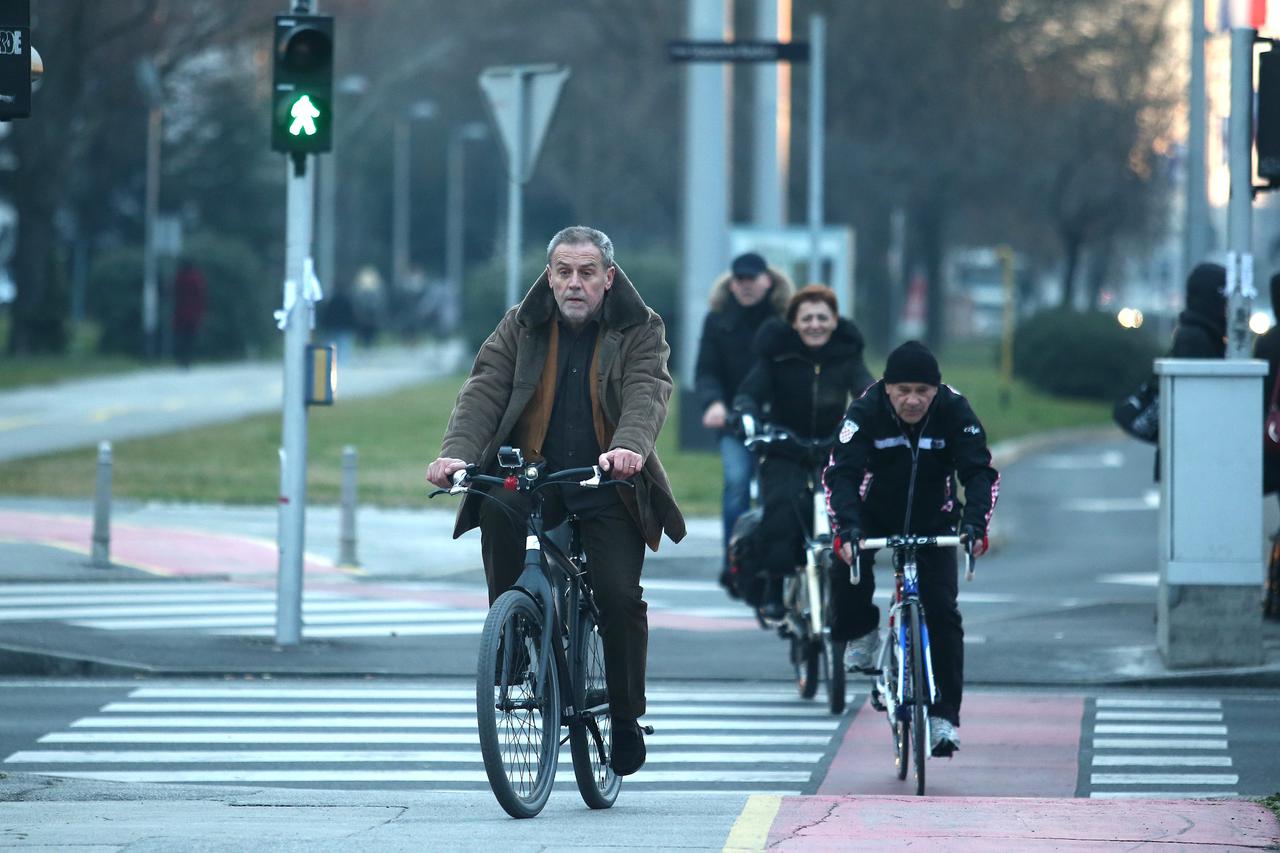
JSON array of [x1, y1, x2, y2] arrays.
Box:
[[851, 534, 974, 584], [743, 423, 834, 453], [436, 462, 633, 498]]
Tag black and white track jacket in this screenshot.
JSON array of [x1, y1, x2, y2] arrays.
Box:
[[822, 380, 1000, 540]]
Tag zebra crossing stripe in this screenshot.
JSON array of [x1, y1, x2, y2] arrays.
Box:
[[127, 687, 809, 702], [70, 716, 841, 731], [1095, 698, 1220, 709], [5, 749, 825, 765], [34, 770, 814, 784], [1089, 791, 1239, 799], [1092, 739, 1228, 750], [1091, 756, 1233, 767], [1093, 724, 1227, 735], [1090, 773, 1239, 786], [39, 732, 832, 746], [1094, 711, 1222, 722], [100, 701, 836, 717], [76, 610, 486, 631]]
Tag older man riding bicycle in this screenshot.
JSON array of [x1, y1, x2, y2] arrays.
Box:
[[822, 340, 999, 758]]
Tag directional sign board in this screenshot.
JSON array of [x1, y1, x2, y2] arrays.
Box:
[[479, 64, 570, 184], [666, 40, 809, 63], [0, 0, 30, 120]]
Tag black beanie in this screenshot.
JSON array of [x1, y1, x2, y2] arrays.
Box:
[[884, 340, 941, 386]]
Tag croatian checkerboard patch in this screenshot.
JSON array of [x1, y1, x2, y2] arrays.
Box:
[[839, 418, 858, 443]]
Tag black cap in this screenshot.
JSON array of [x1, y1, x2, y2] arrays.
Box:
[[731, 252, 767, 278], [883, 340, 941, 386]]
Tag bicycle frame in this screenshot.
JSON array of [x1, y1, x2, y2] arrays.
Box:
[[860, 535, 968, 736]]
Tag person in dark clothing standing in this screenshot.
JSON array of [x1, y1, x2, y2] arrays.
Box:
[[732, 284, 874, 619], [1171, 262, 1227, 358], [695, 252, 793, 590], [824, 340, 999, 758], [426, 226, 685, 778]]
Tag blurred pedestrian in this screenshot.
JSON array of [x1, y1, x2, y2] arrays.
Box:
[[1256, 273, 1280, 497], [322, 285, 357, 366], [171, 259, 207, 368], [352, 266, 386, 348], [694, 252, 793, 592]]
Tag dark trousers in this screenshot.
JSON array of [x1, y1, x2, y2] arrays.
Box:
[[479, 488, 648, 722], [829, 546, 964, 726]]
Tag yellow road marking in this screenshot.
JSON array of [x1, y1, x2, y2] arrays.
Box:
[[723, 794, 782, 853], [0, 416, 40, 431], [89, 404, 136, 423]]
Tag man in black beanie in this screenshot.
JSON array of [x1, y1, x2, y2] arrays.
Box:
[[822, 340, 999, 758]]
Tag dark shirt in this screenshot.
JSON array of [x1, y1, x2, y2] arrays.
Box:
[[541, 319, 618, 515]]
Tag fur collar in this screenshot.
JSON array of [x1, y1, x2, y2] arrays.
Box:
[[515, 265, 650, 330]]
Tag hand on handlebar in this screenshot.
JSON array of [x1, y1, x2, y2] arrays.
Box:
[[599, 447, 644, 479], [960, 524, 989, 558], [836, 528, 861, 566], [426, 457, 469, 490]]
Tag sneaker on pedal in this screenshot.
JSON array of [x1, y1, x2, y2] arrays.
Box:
[[929, 717, 960, 757], [843, 629, 879, 672]]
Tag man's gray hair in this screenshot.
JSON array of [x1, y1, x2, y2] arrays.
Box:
[[546, 226, 614, 269]]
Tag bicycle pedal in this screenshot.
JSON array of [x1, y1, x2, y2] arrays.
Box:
[[868, 689, 887, 712]]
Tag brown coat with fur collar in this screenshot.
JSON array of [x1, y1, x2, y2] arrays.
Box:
[[439, 266, 686, 550]]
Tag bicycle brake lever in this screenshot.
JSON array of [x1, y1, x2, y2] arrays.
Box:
[[578, 467, 602, 488]]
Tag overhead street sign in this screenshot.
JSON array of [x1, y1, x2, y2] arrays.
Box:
[[666, 40, 810, 63]]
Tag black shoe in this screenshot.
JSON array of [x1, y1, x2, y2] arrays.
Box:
[[611, 719, 646, 776], [759, 601, 785, 621]]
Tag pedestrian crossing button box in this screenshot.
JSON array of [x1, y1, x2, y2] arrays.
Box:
[[306, 344, 335, 406]]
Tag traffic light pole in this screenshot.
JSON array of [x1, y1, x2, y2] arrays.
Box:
[[276, 151, 313, 646]]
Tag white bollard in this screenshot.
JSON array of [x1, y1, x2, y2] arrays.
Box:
[[338, 445, 359, 567], [91, 441, 112, 568]]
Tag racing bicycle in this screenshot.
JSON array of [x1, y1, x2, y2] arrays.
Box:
[[856, 534, 974, 796]]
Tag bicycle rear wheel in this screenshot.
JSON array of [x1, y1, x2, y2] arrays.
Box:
[[908, 602, 927, 796], [569, 608, 620, 809], [791, 636, 820, 699], [476, 590, 560, 819]]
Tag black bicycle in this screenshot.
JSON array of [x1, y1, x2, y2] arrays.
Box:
[[430, 447, 634, 818]]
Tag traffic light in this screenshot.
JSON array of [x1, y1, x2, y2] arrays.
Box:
[[1259, 47, 1280, 186], [271, 14, 334, 154], [0, 0, 31, 121]]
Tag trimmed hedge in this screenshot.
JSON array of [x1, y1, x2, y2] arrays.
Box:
[[88, 233, 275, 360], [1012, 309, 1162, 400]]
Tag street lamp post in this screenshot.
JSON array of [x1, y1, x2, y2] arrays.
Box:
[[391, 99, 436, 298], [445, 122, 488, 334]]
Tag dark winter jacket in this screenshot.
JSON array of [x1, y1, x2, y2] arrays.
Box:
[[694, 268, 794, 414], [1256, 273, 1280, 494], [1170, 262, 1227, 358], [822, 381, 1000, 540], [732, 317, 875, 445]]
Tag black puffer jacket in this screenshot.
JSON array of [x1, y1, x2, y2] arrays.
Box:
[[823, 381, 1000, 538], [732, 317, 874, 442]]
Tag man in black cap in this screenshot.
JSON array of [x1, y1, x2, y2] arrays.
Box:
[[822, 340, 999, 758], [694, 251, 793, 595]]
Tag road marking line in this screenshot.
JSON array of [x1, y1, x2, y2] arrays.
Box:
[[70, 716, 840, 731], [1095, 711, 1223, 722], [1095, 698, 1221, 709], [5, 749, 825, 765], [38, 769, 813, 784], [1091, 756, 1232, 767], [1094, 724, 1227, 735], [1096, 572, 1158, 586], [723, 794, 782, 853], [40, 732, 832, 746], [1092, 738, 1228, 750], [1090, 773, 1239, 785], [100, 701, 837, 718], [126, 687, 813, 702], [1089, 791, 1239, 799]]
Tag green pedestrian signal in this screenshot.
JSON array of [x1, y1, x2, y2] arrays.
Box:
[[288, 94, 321, 137], [271, 14, 333, 155]]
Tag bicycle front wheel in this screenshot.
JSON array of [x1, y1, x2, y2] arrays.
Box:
[[569, 608, 621, 809], [826, 638, 846, 715], [476, 590, 561, 819], [888, 627, 909, 781], [908, 602, 927, 796]]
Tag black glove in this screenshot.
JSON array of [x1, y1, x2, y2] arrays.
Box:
[[835, 528, 861, 562], [960, 523, 988, 557]]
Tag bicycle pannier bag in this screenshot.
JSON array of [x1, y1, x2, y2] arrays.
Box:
[[1113, 377, 1159, 444], [727, 507, 767, 607]]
